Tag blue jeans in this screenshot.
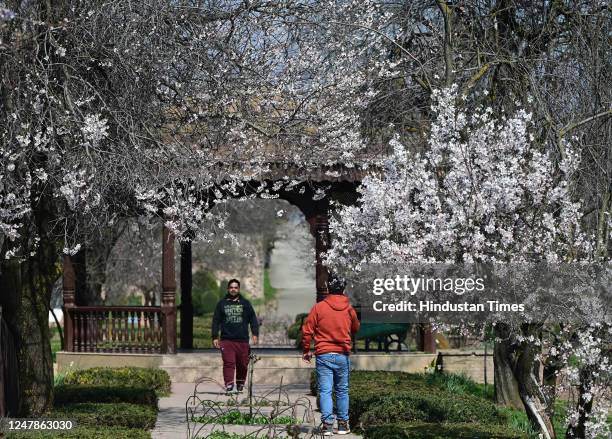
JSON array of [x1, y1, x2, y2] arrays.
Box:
[[316, 353, 350, 424]]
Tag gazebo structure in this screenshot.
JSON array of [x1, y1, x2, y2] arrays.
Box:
[[60, 162, 437, 355]]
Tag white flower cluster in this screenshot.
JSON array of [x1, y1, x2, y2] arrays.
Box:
[[59, 168, 100, 211], [328, 86, 608, 437], [135, 182, 230, 243], [556, 324, 611, 439], [81, 114, 109, 147], [0, 146, 32, 245], [329, 86, 589, 269]]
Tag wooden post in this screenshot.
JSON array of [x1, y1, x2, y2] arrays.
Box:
[[161, 225, 177, 354], [180, 241, 193, 350], [62, 255, 76, 352], [307, 211, 330, 303], [417, 324, 437, 354], [72, 250, 87, 306]]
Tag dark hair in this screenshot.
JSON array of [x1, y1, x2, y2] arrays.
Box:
[[227, 279, 240, 288], [327, 274, 346, 294]]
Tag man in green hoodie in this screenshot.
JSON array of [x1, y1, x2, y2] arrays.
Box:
[[212, 279, 259, 393]]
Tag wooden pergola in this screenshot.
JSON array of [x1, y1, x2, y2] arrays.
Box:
[[61, 163, 437, 354]]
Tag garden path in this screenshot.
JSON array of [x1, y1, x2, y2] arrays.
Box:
[[152, 381, 362, 439], [268, 213, 315, 318]]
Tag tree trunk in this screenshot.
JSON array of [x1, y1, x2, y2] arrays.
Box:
[[493, 323, 523, 408], [542, 354, 560, 419], [566, 364, 596, 438], [515, 324, 556, 439], [0, 182, 61, 416], [0, 239, 59, 416]]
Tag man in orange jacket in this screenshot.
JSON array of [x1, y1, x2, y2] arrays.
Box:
[[302, 275, 360, 436]]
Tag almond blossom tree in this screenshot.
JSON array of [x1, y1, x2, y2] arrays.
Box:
[[0, 0, 418, 414], [328, 87, 610, 439], [0, 0, 383, 415], [0, 0, 609, 422]]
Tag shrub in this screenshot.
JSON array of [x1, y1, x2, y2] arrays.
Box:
[[287, 313, 308, 340], [311, 371, 512, 433], [310, 370, 317, 396], [63, 367, 171, 396], [349, 370, 442, 395], [6, 426, 151, 438], [349, 389, 506, 425], [288, 313, 309, 349], [359, 397, 428, 426], [364, 422, 527, 439], [345, 371, 506, 430], [54, 385, 158, 408], [51, 402, 157, 429], [351, 389, 504, 428], [192, 270, 222, 315]]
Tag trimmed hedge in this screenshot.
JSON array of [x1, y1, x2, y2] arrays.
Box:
[[18, 368, 165, 438], [310, 370, 533, 437], [63, 367, 171, 396], [359, 396, 428, 426], [6, 426, 151, 439], [315, 370, 457, 399], [50, 402, 157, 429], [352, 389, 505, 427], [310, 370, 505, 429], [349, 370, 451, 395], [364, 422, 528, 439], [54, 385, 158, 408]]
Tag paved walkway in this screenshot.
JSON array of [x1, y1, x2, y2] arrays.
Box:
[[152, 381, 362, 439], [268, 215, 316, 318]]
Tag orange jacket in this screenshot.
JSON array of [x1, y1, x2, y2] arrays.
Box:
[[302, 294, 360, 355]]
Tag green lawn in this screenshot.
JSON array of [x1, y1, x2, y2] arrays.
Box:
[[263, 268, 278, 302], [178, 314, 213, 349], [245, 268, 278, 308]]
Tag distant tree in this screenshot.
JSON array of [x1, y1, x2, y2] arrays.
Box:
[[192, 270, 222, 316]]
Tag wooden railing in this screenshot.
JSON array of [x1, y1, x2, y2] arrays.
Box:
[[66, 306, 165, 353]]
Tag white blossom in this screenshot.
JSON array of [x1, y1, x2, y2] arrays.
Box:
[[81, 114, 109, 146]]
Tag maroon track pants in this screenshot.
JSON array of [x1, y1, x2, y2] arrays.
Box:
[[220, 340, 250, 387]]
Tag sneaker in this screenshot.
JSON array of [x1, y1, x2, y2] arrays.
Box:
[[225, 384, 234, 394], [337, 420, 350, 435], [236, 384, 244, 393], [320, 422, 334, 436]]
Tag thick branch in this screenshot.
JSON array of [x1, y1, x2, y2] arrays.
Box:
[[559, 109, 612, 138], [436, 0, 454, 87], [462, 63, 491, 95], [596, 191, 610, 260]]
